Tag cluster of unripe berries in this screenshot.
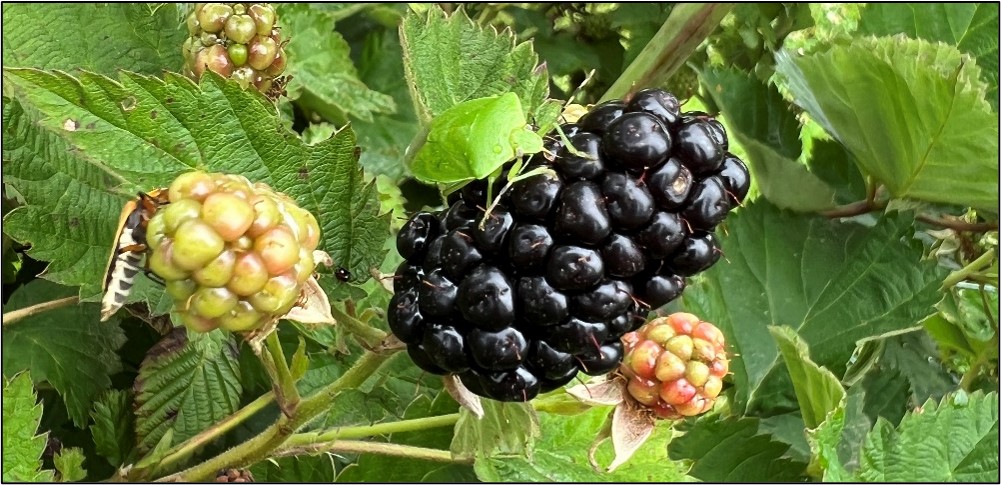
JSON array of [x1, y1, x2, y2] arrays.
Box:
[[147, 171, 320, 333], [182, 3, 287, 94], [621, 313, 728, 418], [390, 88, 748, 402]]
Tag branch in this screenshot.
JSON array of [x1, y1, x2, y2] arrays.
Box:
[[2, 296, 79, 325], [916, 214, 999, 233], [274, 440, 472, 465]]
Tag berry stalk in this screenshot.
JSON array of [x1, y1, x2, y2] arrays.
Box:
[[274, 440, 473, 465]]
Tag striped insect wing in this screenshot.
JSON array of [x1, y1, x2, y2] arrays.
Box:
[[100, 195, 155, 322], [103, 200, 139, 292]]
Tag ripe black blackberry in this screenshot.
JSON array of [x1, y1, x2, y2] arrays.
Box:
[[391, 88, 748, 402]]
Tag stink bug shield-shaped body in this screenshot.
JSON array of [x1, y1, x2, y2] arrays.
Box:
[[100, 189, 169, 322]]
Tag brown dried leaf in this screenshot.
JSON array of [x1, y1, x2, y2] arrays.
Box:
[[281, 276, 336, 326], [606, 399, 656, 472], [312, 250, 333, 268], [566, 375, 626, 407], [444, 374, 484, 419]]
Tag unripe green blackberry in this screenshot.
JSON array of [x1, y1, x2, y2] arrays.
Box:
[[620, 313, 728, 419], [183, 3, 288, 99], [147, 171, 321, 334]]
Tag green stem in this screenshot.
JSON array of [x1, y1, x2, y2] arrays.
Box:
[[276, 440, 472, 464], [329, 304, 387, 347], [600, 3, 734, 102], [959, 349, 993, 391], [265, 331, 300, 412], [285, 413, 460, 448], [2, 296, 79, 325], [138, 393, 275, 476], [158, 350, 398, 482], [942, 251, 997, 290]]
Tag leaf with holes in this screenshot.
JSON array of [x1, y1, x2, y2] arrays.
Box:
[[133, 327, 241, 453], [1, 3, 187, 76]]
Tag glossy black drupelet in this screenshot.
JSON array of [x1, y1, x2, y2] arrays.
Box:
[[390, 88, 748, 402]]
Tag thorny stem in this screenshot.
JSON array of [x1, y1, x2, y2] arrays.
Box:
[[157, 350, 398, 482], [275, 440, 473, 465], [2, 296, 79, 325], [942, 250, 997, 290]]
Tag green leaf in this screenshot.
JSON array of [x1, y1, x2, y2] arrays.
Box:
[[757, 413, 811, 464], [858, 3, 999, 110], [475, 407, 687, 482], [856, 391, 999, 482], [89, 390, 134, 467], [809, 385, 873, 481], [53, 447, 87, 482], [858, 367, 910, 426], [2, 68, 388, 298], [133, 327, 241, 453], [451, 399, 539, 460], [250, 456, 336, 482], [880, 331, 958, 406], [400, 5, 550, 125], [277, 4, 395, 123], [2, 280, 126, 426], [1, 4, 187, 75], [701, 67, 836, 211], [770, 326, 846, 430], [2, 372, 55, 482], [775, 37, 999, 212], [804, 139, 867, 205], [667, 414, 809, 482], [350, 26, 419, 181], [769, 326, 850, 480], [410, 93, 542, 184], [681, 201, 947, 414]]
